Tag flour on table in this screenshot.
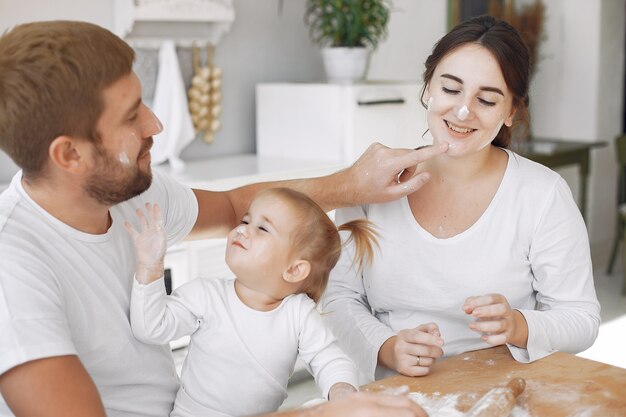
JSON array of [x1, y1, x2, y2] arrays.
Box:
[[408, 391, 532, 417], [408, 392, 465, 417]]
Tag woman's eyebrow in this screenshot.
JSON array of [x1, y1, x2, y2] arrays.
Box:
[[440, 73, 504, 96]]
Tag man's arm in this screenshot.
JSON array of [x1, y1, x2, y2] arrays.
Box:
[[189, 143, 448, 239], [0, 356, 106, 417]]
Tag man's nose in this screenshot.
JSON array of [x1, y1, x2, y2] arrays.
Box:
[[140, 105, 163, 137]]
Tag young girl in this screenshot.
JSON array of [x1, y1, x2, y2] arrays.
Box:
[[125, 187, 378, 417]]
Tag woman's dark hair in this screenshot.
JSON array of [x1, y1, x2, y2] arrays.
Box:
[[420, 15, 530, 148]]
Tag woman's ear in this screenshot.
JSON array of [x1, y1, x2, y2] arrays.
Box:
[[504, 107, 517, 127], [421, 84, 431, 108], [48, 136, 88, 174], [282, 260, 311, 284]]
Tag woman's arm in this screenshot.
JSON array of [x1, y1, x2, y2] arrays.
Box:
[[322, 206, 398, 381], [519, 177, 600, 362], [324, 206, 444, 379], [464, 177, 601, 362]]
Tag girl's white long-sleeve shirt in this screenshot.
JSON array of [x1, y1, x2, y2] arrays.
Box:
[[131, 277, 358, 417], [323, 149, 601, 382]]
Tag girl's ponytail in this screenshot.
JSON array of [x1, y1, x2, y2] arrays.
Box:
[[338, 219, 380, 273]]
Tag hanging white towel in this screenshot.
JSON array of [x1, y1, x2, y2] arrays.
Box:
[[151, 40, 196, 171]]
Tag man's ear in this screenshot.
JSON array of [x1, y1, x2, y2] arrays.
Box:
[[48, 136, 88, 173], [282, 260, 311, 284]]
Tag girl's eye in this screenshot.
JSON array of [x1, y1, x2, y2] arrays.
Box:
[[241, 220, 249, 225], [258, 226, 268, 232], [478, 98, 496, 107], [442, 87, 459, 95]]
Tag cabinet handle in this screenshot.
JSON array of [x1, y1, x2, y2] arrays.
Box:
[[357, 99, 405, 106]]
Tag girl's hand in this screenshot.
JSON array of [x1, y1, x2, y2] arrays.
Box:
[[463, 294, 529, 348], [124, 203, 167, 284], [328, 382, 357, 402], [379, 323, 444, 377]]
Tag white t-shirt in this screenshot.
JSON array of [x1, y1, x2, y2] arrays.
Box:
[[0, 170, 198, 417], [323, 150, 601, 382], [131, 277, 358, 417]]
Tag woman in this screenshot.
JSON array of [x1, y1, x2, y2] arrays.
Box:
[[323, 15, 601, 382]]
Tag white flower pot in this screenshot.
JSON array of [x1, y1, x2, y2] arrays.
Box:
[[321, 47, 370, 84]]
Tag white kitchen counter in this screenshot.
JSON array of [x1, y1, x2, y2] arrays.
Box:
[[154, 153, 343, 190]]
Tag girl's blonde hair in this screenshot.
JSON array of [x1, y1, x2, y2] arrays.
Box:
[[258, 188, 379, 303]]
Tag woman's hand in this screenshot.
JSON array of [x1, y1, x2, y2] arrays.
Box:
[[463, 294, 529, 348], [124, 203, 167, 284], [378, 323, 444, 377]]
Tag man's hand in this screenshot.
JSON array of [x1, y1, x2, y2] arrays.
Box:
[[124, 203, 167, 284], [340, 142, 448, 206], [378, 323, 444, 377]]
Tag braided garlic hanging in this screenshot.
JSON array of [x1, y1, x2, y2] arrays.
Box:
[[187, 44, 222, 143]]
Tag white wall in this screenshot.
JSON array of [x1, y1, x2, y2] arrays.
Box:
[[592, 0, 626, 251], [368, 1, 447, 81], [0, 0, 624, 254], [178, 0, 324, 161], [529, 0, 625, 249]]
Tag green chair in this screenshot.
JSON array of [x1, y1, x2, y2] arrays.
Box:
[[606, 134, 626, 295]]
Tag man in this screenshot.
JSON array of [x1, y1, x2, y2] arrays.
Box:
[[0, 21, 445, 417]]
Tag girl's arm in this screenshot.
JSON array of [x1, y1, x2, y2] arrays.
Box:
[[297, 298, 359, 400]]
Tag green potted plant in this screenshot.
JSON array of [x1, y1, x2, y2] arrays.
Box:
[[305, 0, 391, 83]]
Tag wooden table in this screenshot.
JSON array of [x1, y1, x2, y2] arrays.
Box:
[[362, 346, 626, 417], [512, 138, 607, 222]]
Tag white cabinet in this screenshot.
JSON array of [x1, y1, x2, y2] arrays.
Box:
[[256, 82, 431, 165]]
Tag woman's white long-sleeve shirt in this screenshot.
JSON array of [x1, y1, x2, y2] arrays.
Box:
[[323, 150, 600, 382], [131, 277, 358, 417]]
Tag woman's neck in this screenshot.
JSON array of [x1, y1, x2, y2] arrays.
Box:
[[426, 145, 502, 185]]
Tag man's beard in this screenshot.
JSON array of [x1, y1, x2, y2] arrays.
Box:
[[84, 140, 153, 206]]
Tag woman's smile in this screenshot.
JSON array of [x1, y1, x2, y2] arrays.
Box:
[[444, 120, 476, 136]]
